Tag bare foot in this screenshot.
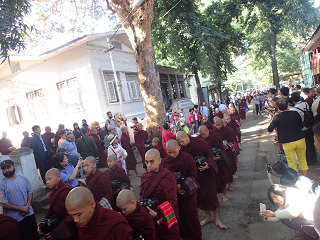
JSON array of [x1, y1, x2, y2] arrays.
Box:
[[200, 217, 213, 226], [127, 173, 133, 176], [136, 174, 141, 177], [228, 187, 234, 191], [233, 174, 239, 179], [216, 220, 227, 229], [223, 195, 229, 202]]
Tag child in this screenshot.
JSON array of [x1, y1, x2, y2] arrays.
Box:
[[152, 137, 167, 159], [116, 189, 158, 240], [107, 154, 131, 211]]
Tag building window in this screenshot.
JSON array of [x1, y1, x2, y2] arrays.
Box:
[[10, 62, 21, 74], [56, 78, 83, 113], [111, 41, 122, 50], [104, 72, 125, 103], [126, 74, 142, 100], [26, 89, 48, 120]]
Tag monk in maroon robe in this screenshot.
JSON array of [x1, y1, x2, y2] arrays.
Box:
[[0, 132, 14, 155], [176, 131, 227, 228], [84, 157, 113, 202], [213, 117, 238, 190], [224, 113, 242, 150], [238, 99, 247, 122], [152, 137, 167, 159], [54, 124, 65, 149], [91, 128, 108, 168], [43, 169, 78, 239], [65, 187, 132, 240], [163, 140, 202, 240], [117, 189, 158, 240], [227, 107, 240, 122], [140, 149, 180, 240], [200, 116, 214, 130], [107, 155, 131, 211], [134, 123, 149, 171], [213, 108, 223, 118], [198, 125, 231, 203], [42, 127, 55, 167], [120, 127, 139, 176], [0, 214, 21, 239]]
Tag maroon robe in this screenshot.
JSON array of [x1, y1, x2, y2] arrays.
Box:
[[227, 109, 240, 122], [162, 151, 202, 240], [92, 134, 108, 168], [200, 131, 230, 193], [0, 138, 12, 155], [134, 130, 148, 168], [77, 202, 132, 240], [213, 112, 223, 119], [108, 165, 131, 211], [200, 121, 214, 131], [125, 202, 158, 240], [54, 130, 61, 149], [238, 102, 246, 120], [140, 165, 180, 240], [154, 145, 167, 159], [305, 96, 313, 110], [86, 168, 113, 202], [120, 133, 137, 170], [43, 132, 55, 167], [180, 137, 220, 211], [21, 137, 31, 147], [227, 119, 241, 142], [0, 214, 21, 239]]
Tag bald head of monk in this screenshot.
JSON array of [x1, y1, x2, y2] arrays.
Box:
[[137, 123, 143, 131], [222, 119, 227, 127], [166, 139, 181, 158], [152, 137, 160, 147], [65, 187, 96, 226], [145, 149, 161, 172], [107, 154, 117, 170], [223, 113, 231, 123], [230, 107, 235, 114], [45, 168, 61, 189], [83, 156, 97, 175], [176, 131, 190, 147], [214, 116, 223, 130], [116, 189, 137, 216], [202, 116, 208, 123], [198, 125, 210, 139]]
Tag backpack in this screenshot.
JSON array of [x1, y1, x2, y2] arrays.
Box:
[[295, 103, 314, 128]]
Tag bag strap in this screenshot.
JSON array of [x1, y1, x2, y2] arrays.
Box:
[[109, 145, 117, 156], [163, 130, 168, 142]]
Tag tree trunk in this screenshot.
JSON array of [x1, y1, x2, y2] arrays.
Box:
[[192, 66, 205, 104], [110, 0, 166, 138], [269, 20, 279, 89], [217, 78, 223, 102]]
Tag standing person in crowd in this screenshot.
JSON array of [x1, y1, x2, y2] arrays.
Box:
[[105, 111, 118, 131], [120, 127, 139, 176], [0, 157, 39, 240], [83, 156, 113, 206], [91, 127, 108, 168], [0, 131, 14, 155], [238, 99, 247, 123], [305, 88, 316, 110], [280, 87, 290, 99], [228, 107, 240, 122], [161, 122, 176, 153], [29, 125, 50, 184], [61, 129, 80, 167], [82, 122, 91, 136], [58, 129, 66, 148], [42, 126, 55, 167], [82, 119, 90, 129], [54, 124, 65, 148], [92, 121, 107, 146], [312, 87, 320, 117], [108, 134, 127, 173], [176, 131, 227, 228], [104, 125, 117, 150], [163, 140, 202, 240], [134, 123, 149, 171], [187, 108, 196, 129], [76, 127, 98, 160], [53, 152, 82, 187], [224, 113, 242, 150], [65, 187, 133, 240], [200, 102, 209, 118], [291, 93, 317, 165], [132, 117, 138, 126], [72, 123, 82, 142], [254, 95, 261, 116], [140, 149, 180, 239], [194, 105, 200, 133], [267, 99, 308, 176], [20, 131, 31, 148], [213, 108, 224, 118], [171, 114, 181, 133]]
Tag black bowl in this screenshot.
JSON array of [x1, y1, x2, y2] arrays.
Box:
[[145, 139, 152, 144], [132, 228, 146, 240], [39, 215, 63, 234], [174, 172, 185, 184], [194, 156, 207, 168], [211, 147, 221, 156], [111, 179, 122, 191], [140, 197, 160, 210], [130, 142, 136, 148]]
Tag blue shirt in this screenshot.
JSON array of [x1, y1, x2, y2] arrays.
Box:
[[60, 164, 79, 187], [280, 168, 298, 187], [0, 174, 34, 222], [200, 106, 209, 117], [61, 139, 78, 156]]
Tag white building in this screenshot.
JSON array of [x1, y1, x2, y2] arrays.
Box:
[[0, 31, 189, 146]]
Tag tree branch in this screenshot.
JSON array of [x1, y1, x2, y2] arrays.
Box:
[[106, 0, 115, 14]]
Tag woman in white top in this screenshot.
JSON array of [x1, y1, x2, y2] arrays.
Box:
[[260, 184, 318, 239], [107, 134, 127, 173]]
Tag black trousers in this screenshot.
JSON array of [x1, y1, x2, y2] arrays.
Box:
[[255, 104, 261, 114], [281, 218, 319, 239], [303, 128, 317, 164], [36, 153, 50, 184], [19, 214, 39, 240]]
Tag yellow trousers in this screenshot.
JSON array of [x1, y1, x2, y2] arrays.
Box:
[[282, 138, 309, 172]]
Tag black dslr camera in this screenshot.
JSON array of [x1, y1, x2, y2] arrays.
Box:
[[39, 215, 63, 234], [194, 156, 207, 168], [131, 125, 138, 131], [140, 197, 160, 210], [111, 179, 122, 191], [174, 172, 185, 184], [130, 142, 136, 148], [267, 164, 273, 173], [211, 147, 222, 157]]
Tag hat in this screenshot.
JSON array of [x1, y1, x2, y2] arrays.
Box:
[[56, 147, 67, 154], [0, 157, 14, 169], [65, 129, 73, 135], [179, 117, 186, 123], [108, 125, 115, 132], [91, 121, 99, 128], [107, 134, 117, 144]]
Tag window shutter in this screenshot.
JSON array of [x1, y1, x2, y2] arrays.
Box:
[[135, 81, 142, 98], [107, 81, 118, 102], [130, 81, 138, 99]]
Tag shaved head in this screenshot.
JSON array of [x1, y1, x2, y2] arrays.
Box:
[[176, 131, 188, 141], [145, 149, 161, 172], [213, 116, 222, 124], [152, 137, 160, 143], [199, 125, 209, 139], [108, 154, 117, 161], [85, 156, 96, 164], [66, 187, 94, 208], [166, 140, 181, 158], [83, 156, 97, 175], [116, 189, 136, 206], [45, 168, 60, 176], [145, 149, 160, 159], [166, 139, 179, 149], [198, 125, 208, 132], [45, 168, 61, 189]]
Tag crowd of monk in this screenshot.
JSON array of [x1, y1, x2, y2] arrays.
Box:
[[0, 106, 243, 240]]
